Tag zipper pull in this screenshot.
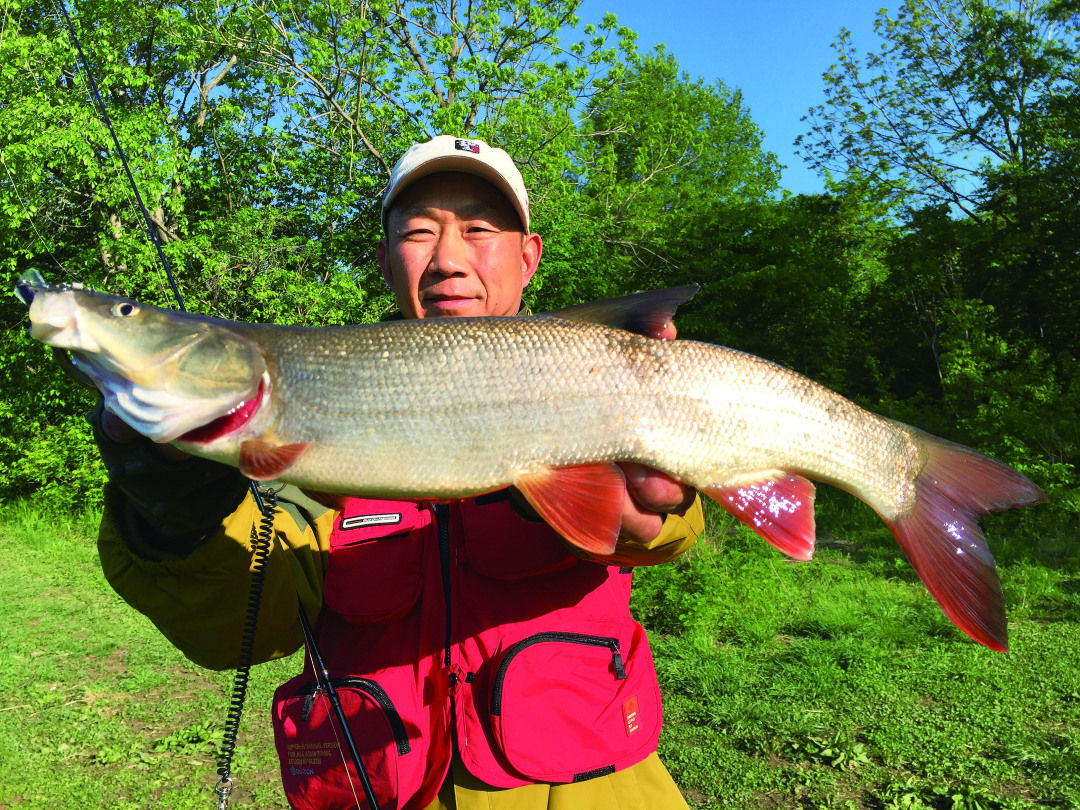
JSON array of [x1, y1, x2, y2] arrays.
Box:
[[610, 643, 627, 680], [300, 689, 318, 722]]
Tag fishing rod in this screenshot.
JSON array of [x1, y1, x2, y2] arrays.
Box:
[[54, 1, 185, 312], [53, 4, 377, 808]]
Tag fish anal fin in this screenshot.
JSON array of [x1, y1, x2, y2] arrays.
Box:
[[514, 463, 626, 555], [703, 473, 817, 561], [883, 437, 1046, 653], [239, 439, 310, 481], [542, 286, 699, 339]]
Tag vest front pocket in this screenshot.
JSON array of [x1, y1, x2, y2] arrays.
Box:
[[273, 674, 414, 810], [486, 625, 662, 782], [325, 499, 432, 623]]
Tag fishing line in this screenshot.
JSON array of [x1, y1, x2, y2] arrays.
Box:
[[52, 4, 264, 806], [298, 605, 379, 810]]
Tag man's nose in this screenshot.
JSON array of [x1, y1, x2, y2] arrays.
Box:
[[429, 231, 468, 275]]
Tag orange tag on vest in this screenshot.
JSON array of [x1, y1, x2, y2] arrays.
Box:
[[623, 696, 640, 736]]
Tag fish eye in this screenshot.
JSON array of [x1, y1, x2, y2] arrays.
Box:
[[112, 302, 138, 317]]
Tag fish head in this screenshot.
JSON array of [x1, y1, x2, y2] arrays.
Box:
[[23, 278, 267, 444]]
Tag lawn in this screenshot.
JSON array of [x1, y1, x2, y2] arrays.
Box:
[[0, 496, 1077, 809]]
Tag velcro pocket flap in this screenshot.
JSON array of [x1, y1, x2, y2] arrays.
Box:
[[324, 499, 431, 623]]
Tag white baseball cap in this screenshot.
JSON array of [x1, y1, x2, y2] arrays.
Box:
[[381, 135, 530, 233]]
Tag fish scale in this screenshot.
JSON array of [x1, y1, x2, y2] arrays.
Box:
[[18, 273, 1046, 650]]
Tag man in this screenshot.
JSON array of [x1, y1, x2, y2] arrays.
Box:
[[93, 135, 704, 808]]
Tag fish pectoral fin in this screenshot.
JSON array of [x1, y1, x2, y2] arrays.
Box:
[[883, 436, 1046, 653], [539, 286, 699, 339], [702, 473, 817, 561], [514, 463, 626, 555], [239, 439, 310, 481]]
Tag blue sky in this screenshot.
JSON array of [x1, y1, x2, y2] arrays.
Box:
[[575, 0, 889, 195]]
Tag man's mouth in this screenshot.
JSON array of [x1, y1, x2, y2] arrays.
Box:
[[424, 294, 478, 313]]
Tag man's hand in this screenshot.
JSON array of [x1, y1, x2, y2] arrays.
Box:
[[616, 315, 695, 543], [618, 463, 697, 543]]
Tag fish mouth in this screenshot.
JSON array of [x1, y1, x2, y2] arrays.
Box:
[[74, 353, 264, 445], [177, 375, 267, 445]]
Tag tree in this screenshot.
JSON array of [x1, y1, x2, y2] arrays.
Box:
[[793, 0, 1079, 527], [797, 0, 1080, 216], [531, 47, 780, 308], [0, 1, 783, 505], [0, 0, 621, 505]]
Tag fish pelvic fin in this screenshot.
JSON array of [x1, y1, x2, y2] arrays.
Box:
[[886, 435, 1047, 652], [239, 439, 311, 481], [702, 473, 817, 561], [514, 463, 626, 555], [540, 286, 699, 340]]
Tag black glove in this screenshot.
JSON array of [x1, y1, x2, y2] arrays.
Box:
[[87, 400, 249, 558]]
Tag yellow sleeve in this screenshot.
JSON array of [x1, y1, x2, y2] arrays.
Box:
[[98, 483, 335, 670], [571, 494, 705, 567]]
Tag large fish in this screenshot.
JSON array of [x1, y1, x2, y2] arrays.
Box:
[[16, 271, 1045, 651]]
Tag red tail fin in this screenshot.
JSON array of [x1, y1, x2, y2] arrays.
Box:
[[886, 435, 1046, 652]]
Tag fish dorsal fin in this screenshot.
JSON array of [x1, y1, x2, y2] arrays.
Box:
[[702, 472, 818, 561], [540, 285, 699, 339]]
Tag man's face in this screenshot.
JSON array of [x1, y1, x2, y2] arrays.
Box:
[[378, 172, 542, 319]]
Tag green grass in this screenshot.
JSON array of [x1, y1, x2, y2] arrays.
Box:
[[0, 500, 300, 808], [1, 497, 1077, 809]]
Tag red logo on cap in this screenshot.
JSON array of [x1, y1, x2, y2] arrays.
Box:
[[455, 139, 480, 154]]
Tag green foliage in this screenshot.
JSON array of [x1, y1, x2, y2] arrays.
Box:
[[537, 46, 780, 305], [4, 501, 1079, 808], [783, 730, 872, 772], [673, 192, 892, 396], [0, 500, 301, 808], [1, 0, 1077, 544], [0, 0, 777, 502], [792, 0, 1080, 536]]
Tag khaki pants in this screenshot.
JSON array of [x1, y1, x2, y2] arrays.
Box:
[[426, 753, 689, 810]]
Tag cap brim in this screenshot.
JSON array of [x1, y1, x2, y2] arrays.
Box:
[[382, 155, 529, 232]]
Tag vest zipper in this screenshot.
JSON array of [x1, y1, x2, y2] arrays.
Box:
[[295, 676, 411, 755], [489, 632, 626, 716], [434, 503, 466, 755], [435, 504, 452, 668]]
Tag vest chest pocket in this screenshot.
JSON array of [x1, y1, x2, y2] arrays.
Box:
[[324, 499, 432, 623], [485, 624, 662, 782], [459, 493, 577, 580]]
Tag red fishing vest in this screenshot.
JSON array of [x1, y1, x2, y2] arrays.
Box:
[[271, 490, 663, 810]]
